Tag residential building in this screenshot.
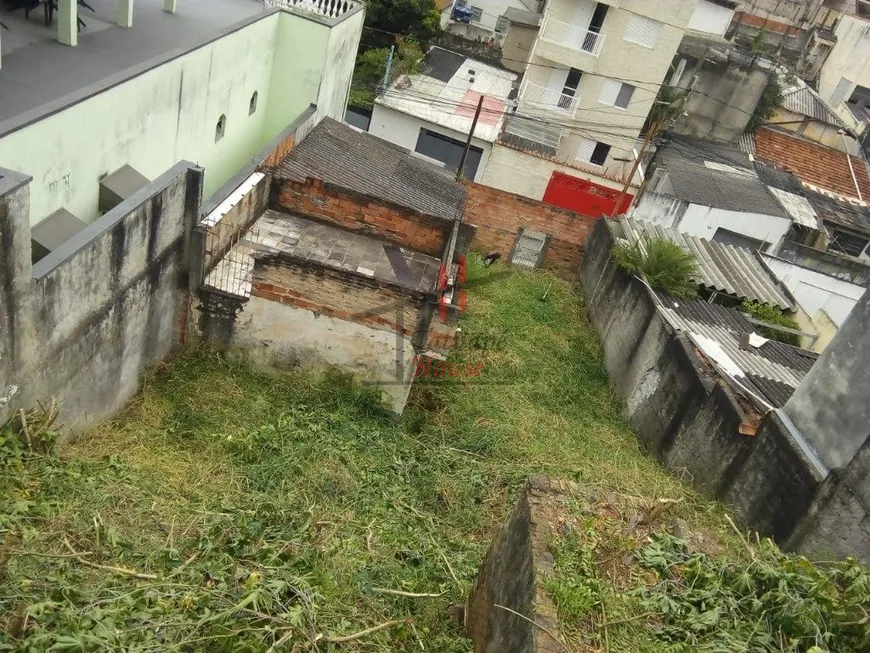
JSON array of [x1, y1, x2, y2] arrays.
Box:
[[729, 0, 848, 65], [817, 8, 870, 151], [634, 135, 795, 253], [369, 48, 517, 183], [197, 118, 470, 413], [772, 79, 859, 153], [441, 0, 535, 43], [0, 0, 363, 253], [487, 0, 702, 216]]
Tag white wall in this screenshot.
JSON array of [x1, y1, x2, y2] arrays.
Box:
[[762, 255, 866, 327], [232, 295, 417, 413], [631, 191, 688, 227], [480, 143, 622, 200], [818, 14, 870, 126], [687, 0, 735, 36], [677, 204, 792, 250], [0, 9, 363, 226], [369, 103, 492, 182]]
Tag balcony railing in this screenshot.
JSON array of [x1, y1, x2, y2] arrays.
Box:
[[539, 15, 605, 57], [521, 80, 580, 114], [266, 0, 359, 19]]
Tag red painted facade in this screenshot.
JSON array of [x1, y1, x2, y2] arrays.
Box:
[[542, 171, 633, 218]]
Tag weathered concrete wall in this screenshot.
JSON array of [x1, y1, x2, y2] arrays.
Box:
[[2, 162, 203, 429], [201, 255, 427, 413], [778, 240, 870, 287], [673, 53, 771, 142], [501, 23, 538, 72], [783, 290, 870, 470], [0, 170, 33, 424], [790, 434, 870, 560], [467, 476, 564, 653], [579, 218, 866, 557]]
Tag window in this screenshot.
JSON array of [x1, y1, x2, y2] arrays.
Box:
[[831, 77, 852, 106], [510, 228, 550, 269], [575, 138, 611, 166], [712, 228, 769, 252], [414, 128, 483, 180], [470, 5, 482, 22], [249, 91, 259, 115], [588, 2, 608, 33], [624, 14, 662, 49], [599, 78, 635, 109], [828, 229, 869, 257], [215, 114, 226, 142], [495, 15, 509, 33]]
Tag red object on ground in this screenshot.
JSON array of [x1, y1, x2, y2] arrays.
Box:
[[542, 171, 633, 217]]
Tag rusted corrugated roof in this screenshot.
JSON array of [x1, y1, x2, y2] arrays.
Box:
[[621, 217, 795, 310]]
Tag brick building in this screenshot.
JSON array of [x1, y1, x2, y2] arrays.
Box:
[[195, 118, 472, 413]]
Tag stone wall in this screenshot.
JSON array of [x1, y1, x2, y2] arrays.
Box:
[[276, 178, 454, 257], [580, 218, 868, 562], [0, 162, 203, 429], [462, 180, 598, 270]]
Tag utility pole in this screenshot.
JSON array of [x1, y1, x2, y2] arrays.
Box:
[[610, 119, 660, 218], [456, 95, 485, 182]]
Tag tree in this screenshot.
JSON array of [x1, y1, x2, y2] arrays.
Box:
[[363, 0, 441, 48]]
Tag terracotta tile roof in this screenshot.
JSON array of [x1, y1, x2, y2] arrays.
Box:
[[753, 127, 870, 201]]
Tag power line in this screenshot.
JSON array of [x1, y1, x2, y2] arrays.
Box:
[[358, 25, 778, 123]]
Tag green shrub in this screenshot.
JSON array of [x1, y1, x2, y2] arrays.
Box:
[[740, 300, 802, 346], [612, 238, 699, 298]]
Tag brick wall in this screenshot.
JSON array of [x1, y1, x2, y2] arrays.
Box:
[[252, 258, 424, 337], [262, 132, 296, 170], [276, 179, 451, 257], [462, 181, 599, 269]]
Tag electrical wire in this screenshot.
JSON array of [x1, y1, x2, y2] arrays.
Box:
[[357, 23, 782, 123]]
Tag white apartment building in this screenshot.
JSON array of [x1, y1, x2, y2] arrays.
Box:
[[485, 0, 702, 216]]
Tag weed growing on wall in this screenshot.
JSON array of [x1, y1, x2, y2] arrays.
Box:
[[612, 238, 700, 298]]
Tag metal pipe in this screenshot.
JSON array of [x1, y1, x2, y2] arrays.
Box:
[[841, 131, 863, 201]]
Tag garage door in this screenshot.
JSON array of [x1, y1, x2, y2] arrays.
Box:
[[542, 172, 633, 217]]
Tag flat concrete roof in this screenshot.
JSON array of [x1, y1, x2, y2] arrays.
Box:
[[0, 0, 264, 126]]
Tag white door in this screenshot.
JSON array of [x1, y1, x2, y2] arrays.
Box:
[[570, 0, 594, 32]]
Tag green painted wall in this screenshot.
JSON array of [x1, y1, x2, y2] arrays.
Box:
[[0, 8, 363, 227]]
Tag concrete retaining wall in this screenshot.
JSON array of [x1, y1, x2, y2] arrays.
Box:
[[578, 218, 866, 556], [0, 162, 203, 429]]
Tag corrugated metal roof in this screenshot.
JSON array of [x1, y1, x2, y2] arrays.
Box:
[[767, 187, 821, 229], [621, 217, 796, 310], [781, 85, 849, 130]]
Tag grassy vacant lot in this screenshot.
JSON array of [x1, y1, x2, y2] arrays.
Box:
[[2, 257, 741, 651]]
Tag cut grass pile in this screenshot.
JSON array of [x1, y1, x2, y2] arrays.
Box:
[[2, 257, 741, 651]]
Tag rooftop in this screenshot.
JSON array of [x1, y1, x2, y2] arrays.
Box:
[[780, 82, 849, 131], [653, 291, 817, 409], [657, 135, 789, 218], [753, 127, 870, 201], [375, 47, 517, 143], [0, 0, 265, 129], [621, 216, 795, 310], [278, 118, 467, 222], [204, 210, 441, 298], [503, 7, 541, 27]]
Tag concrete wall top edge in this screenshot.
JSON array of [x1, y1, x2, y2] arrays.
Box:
[[32, 161, 199, 280]]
